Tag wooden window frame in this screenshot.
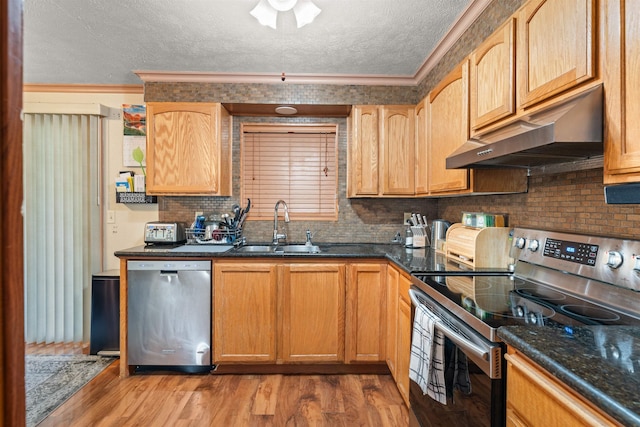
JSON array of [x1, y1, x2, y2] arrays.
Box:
[[241, 123, 339, 221]]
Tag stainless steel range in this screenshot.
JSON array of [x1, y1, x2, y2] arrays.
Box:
[[409, 227, 640, 427]]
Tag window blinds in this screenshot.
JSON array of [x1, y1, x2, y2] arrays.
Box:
[[23, 113, 101, 344], [242, 125, 338, 220]]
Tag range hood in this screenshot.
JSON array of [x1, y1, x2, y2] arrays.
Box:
[[446, 85, 603, 169]]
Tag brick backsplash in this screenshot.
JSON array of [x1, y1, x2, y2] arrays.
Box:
[[437, 168, 640, 240]]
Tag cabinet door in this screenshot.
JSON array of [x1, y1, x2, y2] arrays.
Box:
[[396, 273, 412, 406], [414, 99, 429, 196], [470, 18, 516, 132], [281, 264, 345, 362], [381, 105, 415, 195], [385, 265, 400, 379], [517, 0, 596, 108], [345, 263, 386, 362], [349, 105, 380, 196], [603, 0, 640, 183], [146, 102, 232, 195], [505, 349, 619, 426], [213, 263, 277, 363], [428, 61, 470, 194]]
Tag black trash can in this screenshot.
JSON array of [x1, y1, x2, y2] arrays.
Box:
[[90, 270, 120, 356]]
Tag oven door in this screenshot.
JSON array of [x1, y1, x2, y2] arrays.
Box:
[[408, 287, 505, 427]]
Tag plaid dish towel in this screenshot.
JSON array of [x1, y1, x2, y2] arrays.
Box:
[[409, 303, 447, 404]]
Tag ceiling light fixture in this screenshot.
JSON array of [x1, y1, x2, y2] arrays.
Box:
[[250, 0, 321, 29], [275, 106, 298, 115]]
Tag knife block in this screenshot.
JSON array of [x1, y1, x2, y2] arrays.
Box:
[[411, 225, 429, 248]]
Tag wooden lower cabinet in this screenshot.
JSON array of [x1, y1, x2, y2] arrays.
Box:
[[345, 263, 387, 362], [505, 347, 621, 426], [385, 263, 412, 406], [386, 265, 400, 378], [281, 263, 346, 363], [213, 263, 277, 363], [213, 258, 415, 404], [397, 273, 412, 406], [214, 261, 346, 364]]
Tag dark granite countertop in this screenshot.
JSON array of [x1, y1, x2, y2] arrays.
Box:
[[114, 243, 511, 276], [498, 325, 640, 427], [115, 243, 424, 275]]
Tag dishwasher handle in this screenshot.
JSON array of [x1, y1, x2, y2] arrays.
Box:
[[409, 288, 490, 362]]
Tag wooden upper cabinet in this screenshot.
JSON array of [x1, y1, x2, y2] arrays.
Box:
[[603, 0, 640, 184], [146, 102, 232, 195], [381, 105, 416, 195], [428, 60, 470, 194], [349, 105, 380, 196], [414, 99, 429, 195], [517, 0, 596, 109], [349, 105, 415, 197], [469, 18, 516, 132]]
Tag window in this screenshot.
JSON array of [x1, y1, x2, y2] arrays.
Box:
[[241, 124, 338, 221]]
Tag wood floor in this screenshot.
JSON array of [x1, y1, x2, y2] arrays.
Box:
[[27, 344, 409, 426]]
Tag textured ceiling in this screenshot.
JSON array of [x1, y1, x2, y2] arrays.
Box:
[[24, 0, 475, 85]]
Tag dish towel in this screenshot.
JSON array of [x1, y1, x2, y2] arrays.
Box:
[[444, 338, 472, 400], [409, 303, 447, 404]]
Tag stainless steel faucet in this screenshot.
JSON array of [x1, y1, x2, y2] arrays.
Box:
[[272, 200, 290, 244], [305, 229, 313, 246]]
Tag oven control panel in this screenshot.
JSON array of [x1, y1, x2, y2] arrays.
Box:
[[543, 238, 599, 266], [511, 227, 640, 293]]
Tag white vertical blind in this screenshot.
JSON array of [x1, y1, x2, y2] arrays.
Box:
[[23, 113, 101, 344], [242, 124, 338, 220]]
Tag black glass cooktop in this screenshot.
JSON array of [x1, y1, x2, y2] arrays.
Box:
[[412, 274, 639, 331]]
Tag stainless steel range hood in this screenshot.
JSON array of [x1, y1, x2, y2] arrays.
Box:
[[446, 85, 603, 169]]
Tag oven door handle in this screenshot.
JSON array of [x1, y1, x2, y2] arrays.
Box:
[[409, 289, 490, 362]]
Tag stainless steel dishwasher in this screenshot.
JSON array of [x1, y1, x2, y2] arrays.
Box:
[[127, 260, 211, 371]]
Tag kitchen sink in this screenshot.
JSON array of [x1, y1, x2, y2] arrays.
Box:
[[278, 244, 321, 253], [235, 245, 277, 253], [236, 244, 321, 254]]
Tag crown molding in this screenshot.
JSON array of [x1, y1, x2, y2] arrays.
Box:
[[414, 0, 491, 83], [23, 83, 144, 94], [134, 70, 418, 86]]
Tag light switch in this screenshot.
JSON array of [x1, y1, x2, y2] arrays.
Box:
[[107, 210, 115, 224]]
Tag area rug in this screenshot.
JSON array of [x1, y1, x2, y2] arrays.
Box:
[[25, 354, 116, 426]]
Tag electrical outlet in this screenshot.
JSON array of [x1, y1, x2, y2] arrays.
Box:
[[107, 210, 115, 224], [403, 212, 412, 225]]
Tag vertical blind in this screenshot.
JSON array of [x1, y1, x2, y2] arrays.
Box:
[[23, 113, 101, 344], [242, 125, 338, 220]]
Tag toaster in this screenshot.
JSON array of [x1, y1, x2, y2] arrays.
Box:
[[144, 222, 187, 244]]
